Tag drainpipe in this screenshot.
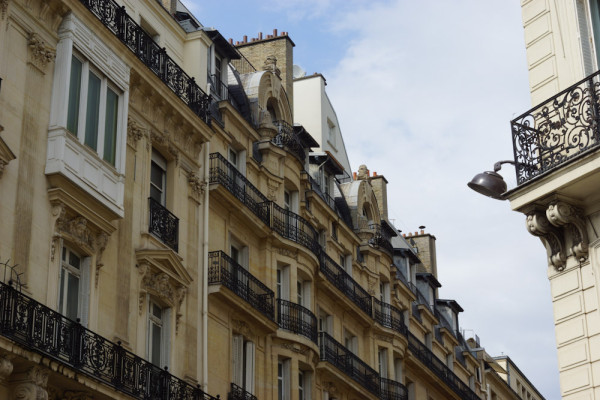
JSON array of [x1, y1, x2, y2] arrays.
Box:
[[202, 142, 210, 391]]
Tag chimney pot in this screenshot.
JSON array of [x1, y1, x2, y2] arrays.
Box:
[[415, 231, 418, 235], [273, 29, 278, 36], [420, 229, 424, 235], [243, 35, 248, 43], [229, 38, 233, 44], [259, 32, 263, 40], [373, 172, 377, 176], [236, 41, 240, 45], [353, 172, 357, 180], [367, 169, 370, 177], [403, 234, 406, 238]]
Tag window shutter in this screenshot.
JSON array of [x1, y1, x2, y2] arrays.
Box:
[[79, 256, 91, 327], [245, 341, 255, 394], [232, 334, 244, 387]]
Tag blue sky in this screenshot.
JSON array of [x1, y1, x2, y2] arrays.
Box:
[[184, 0, 561, 398]]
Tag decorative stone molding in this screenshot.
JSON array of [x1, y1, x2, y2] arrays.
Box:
[[188, 172, 206, 200], [375, 334, 394, 344], [1, 0, 8, 20], [0, 127, 17, 179], [266, 178, 279, 201], [0, 354, 13, 384], [367, 276, 377, 296], [276, 247, 298, 260], [281, 343, 310, 355], [13, 366, 49, 400], [27, 33, 55, 71], [94, 232, 109, 287], [232, 318, 254, 339], [262, 55, 280, 77], [127, 117, 145, 147], [322, 382, 338, 395], [526, 209, 566, 271], [546, 201, 589, 261]]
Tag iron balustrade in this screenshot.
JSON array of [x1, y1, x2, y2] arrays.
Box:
[[319, 253, 373, 317], [209, 153, 320, 256], [149, 197, 179, 252], [407, 332, 479, 400], [511, 69, 600, 185], [228, 383, 257, 400], [80, 0, 212, 125], [0, 281, 218, 400], [306, 175, 337, 211], [272, 120, 306, 162], [318, 332, 380, 396], [380, 377, 408, 400], [373, 298, 407, 336], [208, 251, 274, 320], [209, 152, 271, 226], [368, 223, 393, 254], [208, 74, 229, 101], [276, 299, 318, 343]]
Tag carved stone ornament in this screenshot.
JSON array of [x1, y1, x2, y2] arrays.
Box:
[[367, 276, 377, 296], [257, 110, 277, 138], [232, 318, 254, 338], [262, 55, 281, 77], [57, 216, 93, 248], [281, 343, 310, 355], [28, 32, 56, 71], [357, 164, 368, 180], [127, 116, 144, 146], [0, 354, 13, 384], [266, 179, 279, 201], [142, 271, 187, 333], [375, 334, 393, 344], [546, 201, 589, 261], [322, 382, 338, 395], [526, 209, 566, 271], [94, 232, 109, 287], [276, 247, 298, 260], [188, 172, 206, 200], [13, 366, 49, 400]]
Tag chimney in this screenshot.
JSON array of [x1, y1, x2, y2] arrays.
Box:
[[353, 172, 357, 180]]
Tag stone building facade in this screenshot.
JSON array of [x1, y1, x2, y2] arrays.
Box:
[[0, 0, 543, 399]]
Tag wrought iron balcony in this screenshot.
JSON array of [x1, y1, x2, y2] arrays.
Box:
[[208, 251, 274, 320], [368, 223, 393, 254], [512, 70, 600, 185], [209, 153, 320, 256], [208, 73, 229, 101], [228, 382, 257, 400], [407, 332, 479, 400], [319, 332, 380, 396], [272, 120, 306, 162], [209, 152, 271, 226], [306, 175, 337, 212], [0, 281, 218, 400], [320, 253, 373, 317], [277, 299, 318, 343], [380, 377, 408, 400], [80, 0, 212, 125], [149, 197, 179, 252], [373, 298, 407, 336]]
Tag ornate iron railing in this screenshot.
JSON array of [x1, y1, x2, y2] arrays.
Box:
[[276, 299, 318, 343], [0, 281, 218, 400], [373, 298, 407, 336], [209, 153, 320, 256], [368, 223, 393, 255], [407, 332, 479, 400], [209, 152, 271, 226], [208, 74, 229, 101], [80, 0, 212, 125], [511, 70, 600, 185], [208, 251, 274, 320], [319, 253, 372, 317], [319, 332, 380, 396], [272, 120, 306, 162], [307, 175, 336, 211], [380, 377, 408, 400], [149, 197, 179, 252], [228, 382, 256, 400]]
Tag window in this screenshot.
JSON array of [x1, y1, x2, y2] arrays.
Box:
[[230, 237, 248, 269], [277, 265, 290, 300], [228, 147, 247, 177], [344, 329, 357, 353], [147, 299, 170, 368], [327, 119, 336, 147], [394, 358, 403, 382], [331, 223, 337, 241], [150, 150, 167, 205], [576, 0, 600, 75], [233, 335, 255, 394], [299, 370, 312, 400], [66, 53, 121, 166], [378, 348, 388, 379], [278, 359, 290, 400], [318, 230, 327, 249], [59, 246, 90, 324], [318, 310, 333, 334], [425, 333, 432, 350], [446, 354, 454, 371], [322, 172, 330, 196], [380, 281, 390, 304]]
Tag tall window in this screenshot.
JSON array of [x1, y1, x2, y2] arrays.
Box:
[[378, 348, 388, 379], [150, 150, 167, 206], [318, 310, 332, 334], [278, 359, 290, 400], [59, 246, 82, 321], [67, 54, 120, 166], [299, 370, 312, 400], [233, 335, 255, 394], [147, 299, 170, 368], [277, 265, 289, 300], [344, 329, 358, 353]]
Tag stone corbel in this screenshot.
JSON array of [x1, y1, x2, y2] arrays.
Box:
[[0, 354, 14, 385], [49, 201, 66, 262], [127, 116, 144, 148], [187, 172, 206, 202], [12, 366, 49, 400], [546, 201, 589, 262], [27, 32, 56, 72], [526, 209, 566, 271]]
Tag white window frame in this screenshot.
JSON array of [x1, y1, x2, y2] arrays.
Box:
[[378, 348, 388, 379], [147, 298, 171, 368], [278, 359, 290, 400], [150, 150, 167, 206], [233, 334, 255, 394], [318, 310, 333, 335], [58, 244, 90, 326], [299, 369, 312, 400], [277, 265, 290, 301]]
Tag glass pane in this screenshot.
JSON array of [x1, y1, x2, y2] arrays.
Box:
[[84, 72, 101, 151], [67, 57, 82, 135], [151, 322, 162, 365], [67, 273, 79, 320], [69, 251, 81, 270], [150, 162, 164, 189], [150, 185, 162, 204], [59, 270, 66, 313], [103, 88, 118, 165], [62, 246, 67, 262], [152, 303, 162, 319]]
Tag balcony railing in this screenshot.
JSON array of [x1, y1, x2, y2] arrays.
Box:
[[208, 73, 229, 101], [368, 223, 393, 254], [373, 298, 407, 336], [380, 377, 408, 400], [209, 153, 320, 256], [0, 281, 218, 400], [208, 251, 274, 320], [307, 175, 337, 211], [319, 253, 373, 316], [511, 69, 600, 185], [80, 0, 212, 125], [407, 332, 479, 400], [272, 120, 306, 162], [319, 332, 380, 396], [149, 197, 179, 252], [277, 299, 318, 343], [228, 382, 257, 400]]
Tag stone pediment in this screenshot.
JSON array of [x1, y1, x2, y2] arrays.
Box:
[[135, 248, 192, 288]]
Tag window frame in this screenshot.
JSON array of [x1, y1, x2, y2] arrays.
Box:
[[146, 297, 171, 368], [58, 244, 91, 326]]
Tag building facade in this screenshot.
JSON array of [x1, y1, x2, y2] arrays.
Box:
[[0, 0, 543, 399]]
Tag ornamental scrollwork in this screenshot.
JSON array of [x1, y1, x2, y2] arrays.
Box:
[[142, 271, 187, 333], [188, 172, 206, 199], [27, 32, 56, 71], [13, 366, 49, 400], [546, 201, 589, 261], [526, 209, 566, 271]]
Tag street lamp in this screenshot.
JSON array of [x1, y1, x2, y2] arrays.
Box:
[[467, 161, 516, 200]]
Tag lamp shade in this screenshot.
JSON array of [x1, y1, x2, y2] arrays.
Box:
[[467, 171, 507, 200]]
